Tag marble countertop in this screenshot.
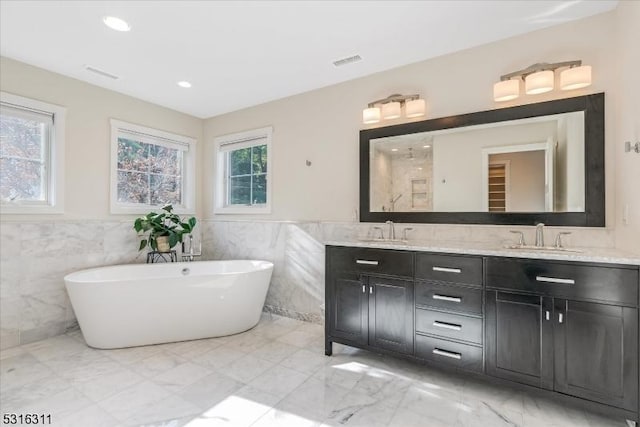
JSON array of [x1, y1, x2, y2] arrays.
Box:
[[325, 239, 640, 266]]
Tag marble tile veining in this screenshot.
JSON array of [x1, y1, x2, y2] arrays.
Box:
[[2, 218, 632, 352], [0, 313, 631, 427]]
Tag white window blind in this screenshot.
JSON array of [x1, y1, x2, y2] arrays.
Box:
[[118, 129, 189, 152], [218, 135, 268, 153], [1, 103, 54, 126]]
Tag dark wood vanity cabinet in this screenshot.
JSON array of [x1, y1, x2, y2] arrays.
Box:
[[325, 245, 639, 423], [485, 291, 554, 389], [326, 247, 414, 355], [486, 257, 639, 412]]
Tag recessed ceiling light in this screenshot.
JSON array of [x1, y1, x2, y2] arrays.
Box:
[[391, 148, 398, 152], [423, 145, 431, 148], [103, 16, 131, 32], [177, 81, 192, 88]]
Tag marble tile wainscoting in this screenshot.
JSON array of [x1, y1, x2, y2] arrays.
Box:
[[0, 218, 620, 351], [0, 221, 157, 350]]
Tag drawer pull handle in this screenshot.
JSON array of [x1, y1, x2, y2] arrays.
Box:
[[433, 348, 462, 360], [356, 260, 379, 266], [433, 321, 462, 331], [432, 294, 462, 303], [536, 276, 575, 285], [432, 266, 462, 274]]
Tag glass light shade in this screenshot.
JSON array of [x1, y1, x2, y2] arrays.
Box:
[[405, 98, 426, 118], [493, 79, 520, 102], [560, 65, 592, 90], [362, 107, 381, 124], [525, 70, 554, 95], [381, 102, 401, 120]]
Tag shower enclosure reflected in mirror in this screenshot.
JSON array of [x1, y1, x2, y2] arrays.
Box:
[[360, 93, 604, 226]]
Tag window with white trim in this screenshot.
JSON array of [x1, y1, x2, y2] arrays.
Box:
[[0, 92, 65, 214], [110, 119, 196, 214], [214, 127, 272, 214]]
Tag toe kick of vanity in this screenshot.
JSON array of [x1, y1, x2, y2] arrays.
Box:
[[325, 244, 640, 424]]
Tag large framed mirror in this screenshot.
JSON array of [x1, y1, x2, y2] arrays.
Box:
[[360, 93, 604, 226]]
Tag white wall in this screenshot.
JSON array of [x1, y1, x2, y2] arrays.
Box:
[[614, 1, 640, 254], [203, 11, 617, 226], [0, 57, 204, 221]]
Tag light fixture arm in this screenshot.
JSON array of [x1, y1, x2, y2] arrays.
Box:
[[500, 60, 582, 81], [367, 93, 420, 108]]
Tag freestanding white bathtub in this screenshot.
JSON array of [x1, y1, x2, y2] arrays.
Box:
[[64, 260, 273, 349]]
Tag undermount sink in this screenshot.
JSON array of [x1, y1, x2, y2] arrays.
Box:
[[504, 244, 582, 253]]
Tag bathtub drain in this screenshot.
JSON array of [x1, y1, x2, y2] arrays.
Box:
[[181, 268, 190, 276]]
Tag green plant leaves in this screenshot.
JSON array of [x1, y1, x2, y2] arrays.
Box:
[[133, 204, 197, 252]]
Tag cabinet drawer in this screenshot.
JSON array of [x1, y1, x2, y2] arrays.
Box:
[[416, 253, 482, 286], [415, 281, 483, 315], [486, 258, 639, 306], [415, 335, 483, 373], [415, 309, 482, 344], [327, 246, 413, 278]]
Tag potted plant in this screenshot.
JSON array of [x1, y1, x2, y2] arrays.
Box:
[[134, 204, 197, 252]]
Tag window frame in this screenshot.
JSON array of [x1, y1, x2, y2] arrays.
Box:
[[110, 119, 196, 215], [0, 92, 66, 214], [214, 126, 272, 215]]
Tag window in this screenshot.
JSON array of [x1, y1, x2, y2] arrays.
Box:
[[0, 92, 65, 214], [214, 126, 272, 214], [110, 119, 196, 214]]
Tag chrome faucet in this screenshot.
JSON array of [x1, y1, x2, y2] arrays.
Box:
[[535, 223, 545, 247], [385, 220, 396, 240]]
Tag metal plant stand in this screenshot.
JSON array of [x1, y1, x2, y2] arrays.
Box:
[[146, 250, 178, 263]]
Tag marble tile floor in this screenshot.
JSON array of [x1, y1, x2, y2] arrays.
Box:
[[0, 314, 630, 427]]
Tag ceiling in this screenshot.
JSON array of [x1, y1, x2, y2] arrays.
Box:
[[0, 1, 617, 119]]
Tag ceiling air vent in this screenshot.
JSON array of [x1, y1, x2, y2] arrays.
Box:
[[333, 54, 362, 67], [84, 65, 120, 80]]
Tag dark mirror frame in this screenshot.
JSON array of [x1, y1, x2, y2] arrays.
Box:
[[360, 93, 605, 226]]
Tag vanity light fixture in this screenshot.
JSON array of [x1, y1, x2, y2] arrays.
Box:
[[493, 61, 592, 102], [362, 93, 425, 124]]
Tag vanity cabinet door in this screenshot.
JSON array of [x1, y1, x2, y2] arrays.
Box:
[[368, 277, 414, 355], [554, 299, 638, 411], [328, 272, 368, 346], [486, 290, 554, 390]]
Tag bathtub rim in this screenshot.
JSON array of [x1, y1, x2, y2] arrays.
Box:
[[64, 259, 274, 284]]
